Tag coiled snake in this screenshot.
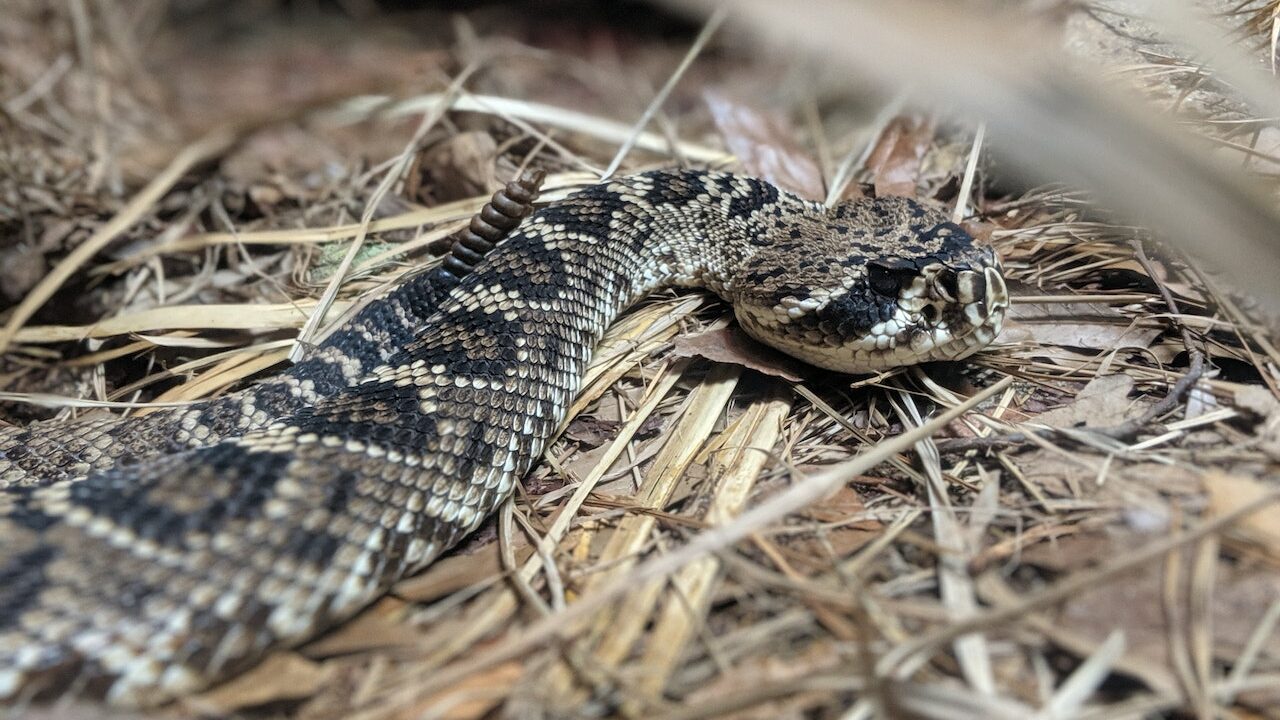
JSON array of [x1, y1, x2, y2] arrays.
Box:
[[0, 169, 1008, 706]]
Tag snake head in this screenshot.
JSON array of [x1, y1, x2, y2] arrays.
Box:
[[729, 196, 1009, 374]]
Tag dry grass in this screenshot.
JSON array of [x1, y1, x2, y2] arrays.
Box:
[[4, 1, 1280, 719]]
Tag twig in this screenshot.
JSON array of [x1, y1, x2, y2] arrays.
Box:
[[1092, 241, 1206, 440], [368, 378, 1014, 712], [952, 122, 986, 223], [290, 65, 479, 362], [0, 127, 238, 355], [936, 242, 1207, 455], [825, 91, 910, 207], [876, 486, 1280, 680], [600, 6, 727, 180], [0, 85, 395, 356]]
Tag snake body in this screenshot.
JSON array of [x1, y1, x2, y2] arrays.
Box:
[[0, 173, 546, 491], [0, 170, 1008, 706]]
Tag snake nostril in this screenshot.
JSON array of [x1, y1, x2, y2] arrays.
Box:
[[922, 305, 939, 323]]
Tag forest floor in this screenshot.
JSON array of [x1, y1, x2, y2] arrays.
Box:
[[4, 2, 1280, 718]]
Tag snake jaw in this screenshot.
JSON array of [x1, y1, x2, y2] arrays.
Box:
[[924, 263, 1009, 363], [734, 254, 1009, 374]]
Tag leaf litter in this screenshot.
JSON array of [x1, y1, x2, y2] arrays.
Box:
[[2, 2, 1280, 718]]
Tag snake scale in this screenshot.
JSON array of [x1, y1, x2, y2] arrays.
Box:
[[0, 169, 1008, 707]]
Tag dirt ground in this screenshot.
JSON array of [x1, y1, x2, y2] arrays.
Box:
[[3, 1, 1280, 718]]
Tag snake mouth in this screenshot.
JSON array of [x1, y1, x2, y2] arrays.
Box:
[[734, 259, 1009, 375], [858, 261, 1008, 370], [915, 262, 1009, 359]]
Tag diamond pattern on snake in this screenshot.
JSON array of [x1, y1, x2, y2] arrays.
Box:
[[0, 169, 1008, 706]]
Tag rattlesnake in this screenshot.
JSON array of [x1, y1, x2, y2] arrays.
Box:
[[0, 169, 1008, 706]]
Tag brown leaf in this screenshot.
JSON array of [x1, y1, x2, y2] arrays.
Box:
[[780, 521, 883, 575], [679, 636, 843, 717], [1056, 556, 1280, 682], [184, 652, 330, 714], [865, 115, 936, 198], [1000, 297, 1160, 351], [1019, 531, 1120, 573], [703, 90, 825, 200], [396, 661, 523, 720], [564, 415, 623, 449], [959, 219, 998, 244], [673, 324, 806, 382], [300, 596, 420, 658], [998, 321, 1160, 352], [410, 131, 500, 204], [15, 701, 176, 720], [781, 485, 881, 572], [1232, 386, 1280, 459], [1205, 472, 1280, 560], [1034, 373, 1138, 429], [0, 245, 47, 304], [1233, 384, 1280, 419], [393, 534, 533, 603], [1005, 446, 1104, 497], [1214, 569, 1280, 657], [802, 485, 868, 524], [221, 126, 348, 191]]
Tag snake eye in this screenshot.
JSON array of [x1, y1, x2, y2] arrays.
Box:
[[867, 261, 915, 297]]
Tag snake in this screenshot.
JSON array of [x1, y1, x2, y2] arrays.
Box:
[[0, 169, 1009, 707]]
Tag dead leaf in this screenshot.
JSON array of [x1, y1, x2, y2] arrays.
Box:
[[409, 131, 500, 204], [998, 320, 1160, 352], [393, 535, 533, 603], [677, 637, 843, 718], [780, 515, 883, 574], [1233, 385, 1280, 460], [999, 295, 1160, 351], [1118, 462, 1203, 497], [221, 126, 348, 192], [1018, 531, 1120, 573], [1233, 384, 1280, 419], [564, 415, 623, 448], [1003, 447, 1098, 497], [1056, 555, 1280, 681], [865, 115, 936, 198], [673, 324, 806, 382], [959, 219, 998, 245], [397, 660, 522, 720], [1214, 569, 1280, 658], [0, 245, 47, 304], [301, 596, 420, 658], [703, 90, 825, 200], [184, 652, 330, 714], [1035, 373, 1138, 428], [1204, 472, 1280, 560], [802, 485, 868, 524], [15, 701, 180, 720]]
